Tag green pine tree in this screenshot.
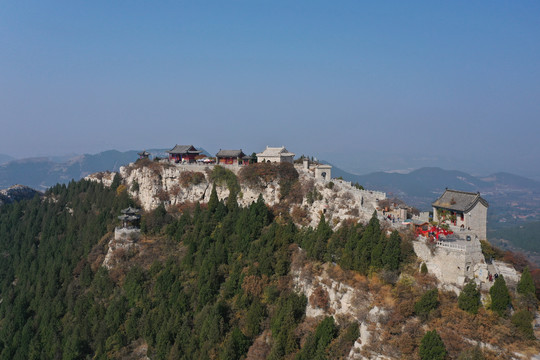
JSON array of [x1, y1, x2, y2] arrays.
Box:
[[458, 281, 481, 314], [382, 230, 402, 271], [489, 275, 512, 316], [419, 330, 447, 360], [415, 288, 439, 320], [208, 185, 219, 212], [111, 173, 122, 190], [517, 266, 536, 296]]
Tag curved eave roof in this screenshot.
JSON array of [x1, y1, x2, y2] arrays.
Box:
[[432, 189, 489, 213]]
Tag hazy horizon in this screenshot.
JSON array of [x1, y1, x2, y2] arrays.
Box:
[[2, 2, 539, 179], [2, 146, 540, 181]]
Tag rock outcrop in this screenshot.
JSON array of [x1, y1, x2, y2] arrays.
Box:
[[90, 161, 387, 228], [0, 184, 42, 206], [291, 249, 391, 360]]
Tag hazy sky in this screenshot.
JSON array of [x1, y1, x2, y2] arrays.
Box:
[[1, 1, 539, 177]]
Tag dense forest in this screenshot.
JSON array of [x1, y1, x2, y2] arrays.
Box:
[[0, 177, 538, 359]]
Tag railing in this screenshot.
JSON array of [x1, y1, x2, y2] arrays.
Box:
[[436, 241, 481, 252], [332, 179, 387, 199]]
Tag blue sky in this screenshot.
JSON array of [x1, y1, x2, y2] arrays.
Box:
[[1, 1, 539, 177]]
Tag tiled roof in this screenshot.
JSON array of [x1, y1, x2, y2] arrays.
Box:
[[432, 189, 489, 212], [256, 146, 295, 157], [166, 145, 201, 154], [121, 207, 140, 214], [216, 149, 245, 158]]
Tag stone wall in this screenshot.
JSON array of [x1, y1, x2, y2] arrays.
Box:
[[467, 203, 488, 240], [413, 239, 487, 289], [256, 155, 294, 163]]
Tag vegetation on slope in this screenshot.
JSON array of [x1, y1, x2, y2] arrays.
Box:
[[0, 177, 538, 359]]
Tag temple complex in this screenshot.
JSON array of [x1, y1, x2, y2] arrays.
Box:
[[166, 145, 202, 163]]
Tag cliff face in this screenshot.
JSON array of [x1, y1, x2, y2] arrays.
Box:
[[291, 249, 389, 360], [89, 161, 386, 228]]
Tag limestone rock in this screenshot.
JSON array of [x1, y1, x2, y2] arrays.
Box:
[[0, 184, 42, 206]]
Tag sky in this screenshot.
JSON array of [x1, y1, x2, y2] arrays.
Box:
[[1, 1, 540, 178]]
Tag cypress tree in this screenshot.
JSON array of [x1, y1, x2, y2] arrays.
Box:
[[415, 288, 439, 320], [370, 234, 386, 269], [490, 275, 511, 316], [383, 230, 401, 271], [419, 330, 446, 360], [458, 281, 481, 314], [517, 266, 536, 296], [208, 185, 219, 212], [111, 173, 122, 190], [421, 263, 428, 274], [226, 188, 238, 212]]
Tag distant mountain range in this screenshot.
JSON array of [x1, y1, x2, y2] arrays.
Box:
[[2, 149, 540, 262], [2, 150, 540, 229], [331, 165, 540, 230], [0, 148, 210, 190], [0, 154, 15, 165]]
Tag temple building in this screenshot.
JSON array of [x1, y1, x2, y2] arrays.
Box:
[[118, 207, 141, 229], [216, 149, 246, 165], [256, 146, 295, 163], [137, 150, 150, 159], [166, 145, 202, 163], [432, 189, 488, 240]]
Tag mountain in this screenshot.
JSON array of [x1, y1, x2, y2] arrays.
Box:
[[0, 147, 213, 190], [0, 174, 537, 359], [0, 184, 42, 206], [330, 164, 540, 228], [0, 154, 15, 165]]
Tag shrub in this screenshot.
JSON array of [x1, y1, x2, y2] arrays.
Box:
[[457, 346, 484, 360], [306, 188, 323, 205], [116, 184, 127, 196], [346, 208, 359, 217], [511, 310, 534, 340], [284, 181, 304, 204], [210, 166, 239, 192], [179, 171, 205, 187], [291, 206, 310, 226], [480, 240, 504, 262], [239, 162, 298, 190], [130, 181, 139, 193], [156, 189, 169, 201], [309, 286, 330, 310], [239, 162, 277, 188], [421, 263, 428, 274]]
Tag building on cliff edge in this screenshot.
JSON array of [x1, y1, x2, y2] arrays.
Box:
[[432, 189, 488, 241]]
